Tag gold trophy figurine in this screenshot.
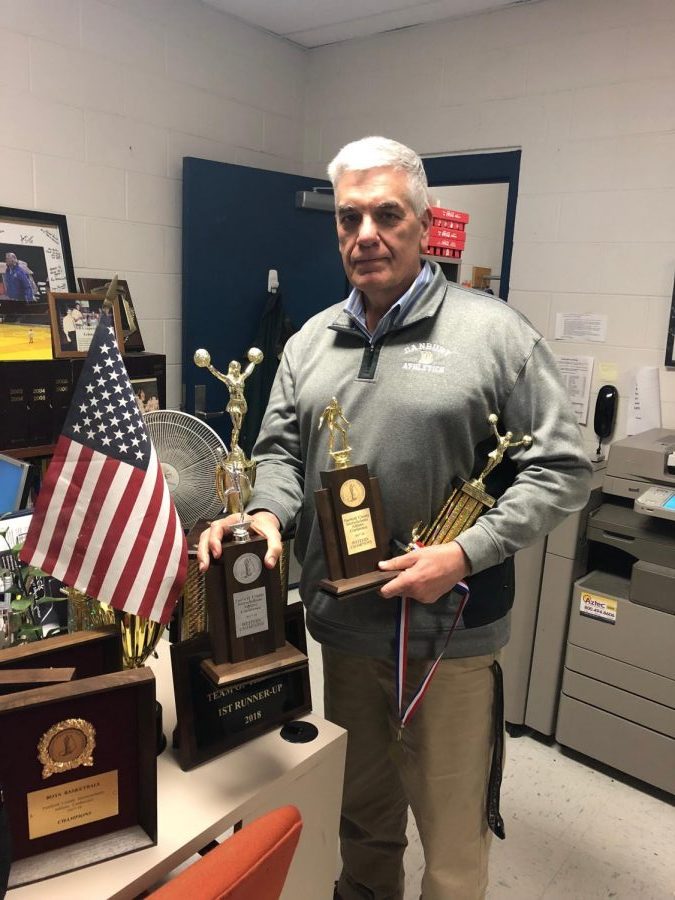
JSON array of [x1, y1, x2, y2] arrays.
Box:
[[410, 414, 532, 549], [318, 397, 352, 469], [193, 347, 263, 513]]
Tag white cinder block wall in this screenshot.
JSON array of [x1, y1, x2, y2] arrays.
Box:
[[1, 0, 306, 407], [304, 0, 675, 450], [3, 0, 674, 446]]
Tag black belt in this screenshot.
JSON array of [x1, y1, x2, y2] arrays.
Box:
[[486, 660, 506, 839]]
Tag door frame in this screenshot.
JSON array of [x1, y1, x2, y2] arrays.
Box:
[[422, 150, 521, 302]]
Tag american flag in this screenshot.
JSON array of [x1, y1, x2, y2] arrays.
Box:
[[20, 312, 187, 624]]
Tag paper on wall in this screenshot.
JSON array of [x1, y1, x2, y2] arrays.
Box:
[[555, 313, 607, 343], [555, 355, 594, 425], [627, 367, 661, 435]]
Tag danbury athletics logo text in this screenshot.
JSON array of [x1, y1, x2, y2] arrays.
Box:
[[402, 342, 450, 374]]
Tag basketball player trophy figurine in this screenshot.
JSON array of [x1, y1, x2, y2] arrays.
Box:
[[315, 398, 392, 597], [193, 346, 293, 681], [408, 413, 532, 550]]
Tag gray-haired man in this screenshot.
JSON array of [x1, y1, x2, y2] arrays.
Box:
[[199, 136, 591, 899]]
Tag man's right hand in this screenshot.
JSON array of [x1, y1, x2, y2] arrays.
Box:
[[196, 510, 282, 573]]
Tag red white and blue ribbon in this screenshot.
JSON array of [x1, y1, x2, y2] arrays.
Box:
[[395, 577, 470, 737]]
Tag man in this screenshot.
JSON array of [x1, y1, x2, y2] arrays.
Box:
[[3, 252, 34, 301], [198, 137, 591, 899], [62, 308, 76, 349]]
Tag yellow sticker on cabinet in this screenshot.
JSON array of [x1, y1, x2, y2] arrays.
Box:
[[579, 591, 617, 624]]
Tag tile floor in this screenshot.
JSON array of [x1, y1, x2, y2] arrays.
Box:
[[304, 628, 675, 900]]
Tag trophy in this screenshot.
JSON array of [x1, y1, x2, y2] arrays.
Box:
[[194, 347, 306, 686], [193, 347, 263, 512], [408, 413, 532, 550], [314, 398, 392, 597]]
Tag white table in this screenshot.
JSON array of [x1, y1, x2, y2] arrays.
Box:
[[11, 642, 346, 900]]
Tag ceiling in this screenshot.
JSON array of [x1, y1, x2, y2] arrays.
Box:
[[202, 0, 534, 48]]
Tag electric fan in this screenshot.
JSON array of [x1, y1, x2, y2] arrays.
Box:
[[144, 410, 226, 531]]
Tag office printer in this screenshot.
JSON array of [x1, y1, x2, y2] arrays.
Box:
[[556, 429, 675, 794]]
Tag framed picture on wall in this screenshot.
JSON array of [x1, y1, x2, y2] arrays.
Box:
[[0, 206, 76, 301], [665, 273, 675, 367], [77, 277, 145, 352], [47, 292, 124, 359]]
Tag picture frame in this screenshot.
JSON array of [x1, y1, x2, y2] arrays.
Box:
[[0, 667, 157, 888], [131, 377, 161, 414], [47, 292, 124, 359], [0, 206, 76, 301], [665, 273, 675, 368], [77, 277, 145, 352]]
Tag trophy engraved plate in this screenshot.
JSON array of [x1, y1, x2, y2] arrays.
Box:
[[409, 414, 532, 550], [342, 507, 377, 555], [195, 346, 307, 690], [38, 718, 96, 779], [27, 770, 119, 840], [315, 398, 392, 597], [233, 586, 269, 638]]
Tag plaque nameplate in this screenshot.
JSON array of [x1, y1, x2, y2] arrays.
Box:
[[341, 507, 377, 555], [27, 770, 119, 840], [233, 586, 269, 638]]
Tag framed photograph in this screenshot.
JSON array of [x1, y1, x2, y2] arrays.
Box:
[[131, 377, 161, 414], [47, 292, 124, 359], [78, 277, 145, 352], [0, 667, 156, 887], [0, 207, 76, 300], [0, 207, 75, 362], [665, 273, 675, 367]]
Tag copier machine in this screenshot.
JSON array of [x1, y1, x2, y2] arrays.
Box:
[[556, 429, 675, 794]]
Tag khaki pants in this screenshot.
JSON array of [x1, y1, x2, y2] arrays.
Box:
[[323, 647, 498, 900]]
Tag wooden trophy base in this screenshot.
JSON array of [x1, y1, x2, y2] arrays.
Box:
[[318, 569, 396, 598], [201, 641, 308, 687]]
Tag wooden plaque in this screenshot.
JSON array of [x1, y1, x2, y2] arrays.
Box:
[[204, 534, 285, 666], [0, 628, 122, 680], [0, 667, 157, 888], [315, 464, 393, 597]]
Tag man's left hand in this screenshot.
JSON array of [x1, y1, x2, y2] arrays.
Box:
[[378, 541, 472, 604]]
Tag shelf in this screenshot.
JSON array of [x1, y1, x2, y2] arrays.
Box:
[[2, 445, 55, 459]]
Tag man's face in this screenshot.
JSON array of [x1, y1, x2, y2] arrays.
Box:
[[334, 167, 430, 303], [5, 253, 17, 268]]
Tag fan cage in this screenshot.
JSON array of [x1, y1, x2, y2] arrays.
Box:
[[144, 410, 226, 530]]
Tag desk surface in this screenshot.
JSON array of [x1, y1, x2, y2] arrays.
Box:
[[10, 641, 346, 900]]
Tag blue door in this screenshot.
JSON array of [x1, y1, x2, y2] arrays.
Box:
[[182, 158, 346, 445]]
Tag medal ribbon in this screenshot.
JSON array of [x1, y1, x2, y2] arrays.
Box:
[[395, 547, 470, 736]]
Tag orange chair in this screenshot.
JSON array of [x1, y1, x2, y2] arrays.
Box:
[[148, 805, 303, 900]]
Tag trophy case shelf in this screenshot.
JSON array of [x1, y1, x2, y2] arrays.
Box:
[[0, 353, 166, 458], [3, 444, 55, 460]]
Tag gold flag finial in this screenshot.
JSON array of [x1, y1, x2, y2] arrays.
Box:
[[101, 274, 119, 314]]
